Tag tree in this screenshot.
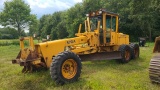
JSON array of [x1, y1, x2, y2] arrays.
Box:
[[29, 15, 39, 37], [66, 3, 85, 37], [39, 14, 52, 38], [0, 27, 19, 39], [38, 0, 160, 42], [50, 11, 68, 40], [56, 12, 68, 39], [129, 0, 153, 41], [151, 0, 160, 40], [0, 0, 36, 37]]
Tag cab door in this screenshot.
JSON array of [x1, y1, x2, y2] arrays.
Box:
[[105, 15, 117, 45]]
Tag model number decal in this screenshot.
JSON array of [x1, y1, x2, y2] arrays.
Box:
[[67, 40, 76, 44]]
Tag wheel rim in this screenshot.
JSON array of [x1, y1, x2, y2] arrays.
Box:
[[62, 59, 77, 79], [125, 50, 130, 61]]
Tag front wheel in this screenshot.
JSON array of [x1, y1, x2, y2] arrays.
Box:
[[50, 51, 82, 85]]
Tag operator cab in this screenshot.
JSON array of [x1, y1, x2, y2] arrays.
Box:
[[87, 9, 119, 45]]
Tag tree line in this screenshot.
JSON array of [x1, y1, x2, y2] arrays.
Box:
[[0, 0, 160, 41]]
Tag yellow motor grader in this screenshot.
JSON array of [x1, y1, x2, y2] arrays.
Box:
[[12, 9, 139, 85], [149, 36, 160, 83]]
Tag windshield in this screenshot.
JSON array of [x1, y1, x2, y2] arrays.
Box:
[[90, 16, 102, 31]]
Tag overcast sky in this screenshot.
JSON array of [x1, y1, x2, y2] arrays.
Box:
[[0, 0, 82, 18]]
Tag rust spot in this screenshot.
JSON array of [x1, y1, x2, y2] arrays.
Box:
[[20, 37, 24, 41]]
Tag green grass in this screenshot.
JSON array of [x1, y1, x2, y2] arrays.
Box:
[[0, 43, 160, 90], [0, 39, 19, 46]]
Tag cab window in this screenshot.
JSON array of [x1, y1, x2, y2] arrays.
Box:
[[112, 16, 116, 31], [90, 16, 102, 31], [106, 15, 116, 32]]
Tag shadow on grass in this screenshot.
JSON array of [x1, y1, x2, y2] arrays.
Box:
[[82, 57, 147, 73], [13, 70, 89, 90]]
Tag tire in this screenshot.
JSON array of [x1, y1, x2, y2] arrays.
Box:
[[50, 51, 82, 85], [118, 45, 131, 63], [149, 55, 160, 84], [129, 43, 140, 59]]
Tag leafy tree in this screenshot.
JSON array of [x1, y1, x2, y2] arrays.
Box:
[[50, 11, 68, 40], [151, 0, 160, 40], [129, 0, 153, 41], [56, 12, 68, 39], [29, 15, 39, 37], [39, 14, 51, 38], [0, 27, 19, 39], [38, 0, 160, 42], [66, 3, 85, 37], [0, 0, 36, 37]]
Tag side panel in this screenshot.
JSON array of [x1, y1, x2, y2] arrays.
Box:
[[38, 36, 88, 68], [117, 33, 129, 45], [110, 32, 116, 45], [39, 40, 66, 68]]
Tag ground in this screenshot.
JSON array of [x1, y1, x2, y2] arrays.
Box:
[[0, 43, 160, 90]]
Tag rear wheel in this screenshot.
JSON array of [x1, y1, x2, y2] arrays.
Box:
[[118, 45, 131, 63], [50, 51, 82, 85], [129, 43, 139, 59]]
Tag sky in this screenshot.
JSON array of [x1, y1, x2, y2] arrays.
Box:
[[0, 0, 82, 18]]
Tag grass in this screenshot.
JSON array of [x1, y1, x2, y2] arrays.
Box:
[[0, 43, 160, 90], [0, 39, 19, 46]]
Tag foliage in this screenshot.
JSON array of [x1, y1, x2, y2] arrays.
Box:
[[39, 14, 52, 38], [0, 0, 37, 37], [28, 15, 39, 37], [38, 0, 160, 41], [0, 27, 19, 39], [0, 0, 159, 41], [0, 39, 19, 46], [39, 12, 68, 40]]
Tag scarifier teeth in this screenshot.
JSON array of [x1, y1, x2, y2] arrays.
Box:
[[22, 66, 33, 73], [22, 66, 27, 73]]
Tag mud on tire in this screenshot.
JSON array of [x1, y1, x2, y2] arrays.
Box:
[[50, 51, 82, 85]]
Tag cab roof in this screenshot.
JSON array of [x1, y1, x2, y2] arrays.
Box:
[[88, 8, 119, 17]]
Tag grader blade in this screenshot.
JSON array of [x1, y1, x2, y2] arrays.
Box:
[[79, 51, 121, 61]]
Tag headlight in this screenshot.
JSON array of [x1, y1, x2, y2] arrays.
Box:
[[86, 14, 89, 17], [99, 10, 102, 14]]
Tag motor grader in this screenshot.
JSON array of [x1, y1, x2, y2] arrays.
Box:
[[12, 9, 139, 85], [149, 36, 160, 83]]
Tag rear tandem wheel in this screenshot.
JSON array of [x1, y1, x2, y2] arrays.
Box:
[[118, 45, 131, 63], [129, 43, 139, 59]]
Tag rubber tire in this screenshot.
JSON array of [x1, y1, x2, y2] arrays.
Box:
[[129, 43, 140, 59], [118, 45, 131, 63], [149, 55, 160, 84], [50, 51, 82, 85]]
